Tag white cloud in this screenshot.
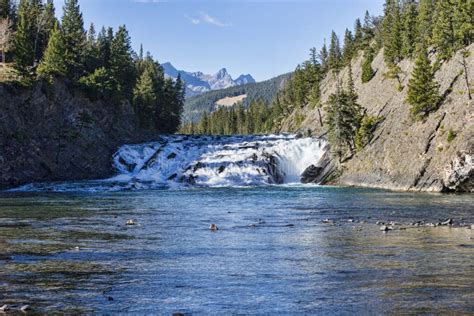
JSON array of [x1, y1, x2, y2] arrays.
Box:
[[185, 12, 232, 28]]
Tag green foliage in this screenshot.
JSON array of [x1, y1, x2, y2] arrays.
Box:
[[401, 1, 418, 58], [361, 46, 375, 83], [382, 0, 403, 65], [110, 25, 136, 100], [407, 45, 440, 119], [417, 0, 436, 43], [183, 73, 291, 122], [79, 67, 117, 99], [328, 30, 342, 70], [342, 28, 354, 65], [182, 100, 272, 135], [13, 0, 36, 74], [432, 0, 456, 61], [37, 23, 67, 81], [61, 0, 86, 79], [355, 115, 380, 150], [0, 0, 13, 19], [325, 69, 363, 158], [447, 129, 457, 142], [453, 0, 474, 49]]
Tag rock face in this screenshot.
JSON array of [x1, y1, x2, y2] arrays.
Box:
[[279, 44, 474, 192], [300, 150, 335, 184], [0, 80, 156, 189]]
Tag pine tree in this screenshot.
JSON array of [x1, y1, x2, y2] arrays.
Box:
[[97, 26, 113, 69], [328, 30, 342, 70], [401, 0, 418, 58], [61, 0, 86, 78], [407, 45, 440, 119], [354, 18, 363, 48], [417, 0, 436, 43], [84, 23, 100, 73], [319, 43, 329, 72], [362, 10, 374, 45], [361, 45, 375, 83], [342, 28, 354, 64], [34, 0, 57, 64], [383, 0, 403, 65], [110, 25, 136, 100], [133, 64, 157, 129], [13, 0, 36, 74], [432, 0, 456, 61], [37, 22, 67, 81], [453, 0, 474, 49]]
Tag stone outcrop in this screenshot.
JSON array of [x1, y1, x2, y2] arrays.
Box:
[[279, 44, 474, 192], [0, 80, 156, 189]]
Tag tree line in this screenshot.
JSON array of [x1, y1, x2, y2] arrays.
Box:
[[0, 0, 185, 133]]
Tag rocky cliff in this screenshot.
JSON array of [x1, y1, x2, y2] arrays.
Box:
[[0, 80, 156, 189], [279, 45, 474, 192]]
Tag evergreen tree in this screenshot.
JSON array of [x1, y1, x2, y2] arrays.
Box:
[[354, 18, 363, 48], [401, 0, 418, 58], [97, 26, 113, 69], [13, 0, 36, 74], [110, 25, 136, 99], [342, 28, 354, 64], [61, 0, 86, 78], [362, 10, 374, 45], [417, 0, 436, 43], [432, 0, 456, 61], [133, 64, 158, 129], [328, 30, 342, 70], [37, 22, 67, 80], [453, 0, 474, 49], [319, 42, 329, 72], [383, 0, 403, 65], [34, 0, 57, 64], [361, 45, 376, 83], [407, 45, 440, 119]]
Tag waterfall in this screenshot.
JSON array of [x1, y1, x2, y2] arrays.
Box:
[[112, 134, 328, 188], [10, 134, 328, 192]]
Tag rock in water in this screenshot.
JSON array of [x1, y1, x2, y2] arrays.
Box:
[[0, 305, 10, 312], [209, 224, 218, 231], [126, 219, 137, 226], [380, 225, 393, 232], [20, 305, 31, 313], [301, 165, 322, 184]]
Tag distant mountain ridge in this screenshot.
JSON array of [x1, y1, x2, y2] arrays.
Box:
[[184, 72, 291, 122], [162, 62, 255, 97]]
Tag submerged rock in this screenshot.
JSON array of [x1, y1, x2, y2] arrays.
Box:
[[0, 305, 10, 312], [209, 224, 219, 231]]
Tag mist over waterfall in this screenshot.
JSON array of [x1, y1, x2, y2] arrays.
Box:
[[113, 135, 327, 188], [11, 135, 328, 192]]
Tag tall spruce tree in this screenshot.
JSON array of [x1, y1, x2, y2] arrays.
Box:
[[13, 0, 36, 74], [361, 45, 376, 83], [354, 18, 363, 48], [383, 0, 403, 65], [133, 63, 158, 129], [362, 10, 374, 45], [407, 45, 440, 119], [110, 25, 136, 100], [342, 28, 354, 64], [432, 0, 456, 61], [319, 43, 329, 72], [328, 30, 342, 70], [401, 0, 418, 58], [417, 0, 436, 43], [37, 22, 67, 80], [61, 0, 86, 78]]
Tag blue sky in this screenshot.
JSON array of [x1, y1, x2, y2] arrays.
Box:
[[53, 0, 384, 81]]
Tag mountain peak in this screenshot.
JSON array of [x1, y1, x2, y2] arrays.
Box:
[[162, 62, 255, 97]]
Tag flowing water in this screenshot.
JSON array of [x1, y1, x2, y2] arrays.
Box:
[[1, 135, 473, 314]]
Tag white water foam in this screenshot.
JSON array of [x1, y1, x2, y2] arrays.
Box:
[[10, 134, 328, 192]]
